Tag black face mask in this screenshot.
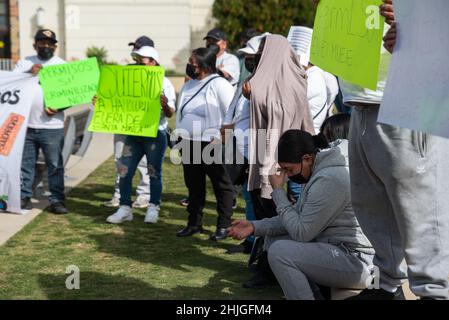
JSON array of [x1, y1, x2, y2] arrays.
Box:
[[289, 159, 310, 185], [37, 47, 55, 61], [244, 57, 256, 73], [207, 43, 220, 55], [186, 63, 199, 79]]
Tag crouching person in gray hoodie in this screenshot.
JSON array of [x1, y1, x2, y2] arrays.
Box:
[[228, 130, 375, 300]]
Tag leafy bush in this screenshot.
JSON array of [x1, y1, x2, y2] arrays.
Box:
[[212, 0, 316, 50], [85, 46, 110, 65]]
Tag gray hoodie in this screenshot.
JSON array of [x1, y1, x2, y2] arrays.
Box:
[[252, 139, 375, 255]]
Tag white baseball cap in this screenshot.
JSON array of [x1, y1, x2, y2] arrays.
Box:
[[132, 46, 160, 64], [238, 32, 271, 55], [287, 26, 313, 67]]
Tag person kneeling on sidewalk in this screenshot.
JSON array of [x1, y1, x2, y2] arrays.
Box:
[[228, 130, 375, 299]]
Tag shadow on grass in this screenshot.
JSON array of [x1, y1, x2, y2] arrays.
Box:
[[38, 271, 282, 300]]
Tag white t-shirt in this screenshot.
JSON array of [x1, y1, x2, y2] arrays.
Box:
[[217, 52, 241, 86], [339, 25, 392, 106], [14, 55, 67, 129], [224, 85, 250, 159], [159, 77, 177, 131], [176, 74, 235, 142], [307, 66, 328, 134]]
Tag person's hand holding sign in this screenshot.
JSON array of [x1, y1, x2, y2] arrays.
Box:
[[30, 64, 43, 75], [45, 107, 59, 116], [161, 94, 174, 118]]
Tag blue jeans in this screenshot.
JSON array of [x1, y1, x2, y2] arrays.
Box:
[[21, 128, 65, 204], [242, 179, 256, 243], [287, 181, 302, 203], [118, 130, 167, 207]]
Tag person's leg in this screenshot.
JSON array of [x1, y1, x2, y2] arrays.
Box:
[[117, 136, 144, 207], [182, 141, 206, 228], [112, 134, 126, 200], [135, 156, 150, 202], [249, 189, 277, 220], [349, 106, 408, 292], [242, 179, 256, 243], [204, 160, 234, 229], [143, 130, 167, 206], [372, 121, 449, 299], [20, 129, 39, 200], [267, 240, 373, 300], [39, 129, 65, 204]]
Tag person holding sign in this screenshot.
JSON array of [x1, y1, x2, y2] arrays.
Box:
[[313, 0, 449, 300], [105, 46, 176, 225], [175, 47, 235, 241], [13, 29, 68, 214]]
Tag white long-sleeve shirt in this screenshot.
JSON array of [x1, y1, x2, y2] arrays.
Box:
[[176, 74, 235, 142]]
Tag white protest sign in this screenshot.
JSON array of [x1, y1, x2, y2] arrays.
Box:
[[0, 71, 38, 214], [379, 0, 449, 138]]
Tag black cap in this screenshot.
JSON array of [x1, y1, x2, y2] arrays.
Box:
[[203, 28, 227, 41], [128, 36, 155, 49], [34, 29, 58, 43]]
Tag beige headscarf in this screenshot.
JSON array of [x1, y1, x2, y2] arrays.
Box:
[[248, 34, 314, 199]]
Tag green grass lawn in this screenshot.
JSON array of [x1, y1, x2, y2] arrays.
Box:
[[0, 150, 282, 299]]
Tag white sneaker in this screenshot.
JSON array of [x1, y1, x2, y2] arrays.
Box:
[[144, 204, 160, 224], [106, 206, 133, 224], [132, 196, 150, 209], [103, 197, 120, 208]]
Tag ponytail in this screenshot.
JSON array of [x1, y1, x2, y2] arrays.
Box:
[[312, 133, 330, 150]]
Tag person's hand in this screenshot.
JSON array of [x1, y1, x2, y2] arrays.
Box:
[[268, 167, 287, 189], [220, 123, 235, 143], [380, 0, 395, 25], [45, 107, 59, 116], [91, 95, 97, 106], [227, 220, 255, 241], [242, 80, 252, 100], [383, 22, 397, 54], [30, 64, 43, 75], [160, 94, 168, 108]]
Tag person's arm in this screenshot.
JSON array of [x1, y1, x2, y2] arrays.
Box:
[[227, 216, 287, 241], [273, 175, 349, 242], [161, 79, 177, 118], [218, 55, 241, 84]]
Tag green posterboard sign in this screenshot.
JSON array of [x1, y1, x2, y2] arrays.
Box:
[[310, 0, 385, 90], [39, 57, 100, 109], [88, 65, 164, 138]]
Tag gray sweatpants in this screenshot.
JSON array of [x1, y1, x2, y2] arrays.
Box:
[[349, 105, 449, 299], [266, 236, 374, 300], [113, 134, 150, 200]]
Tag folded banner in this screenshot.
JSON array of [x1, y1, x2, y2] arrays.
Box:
[[0, 71, 38, 214], [379, 0, 449, 138], [88, 65, 164, 138], [39, 57, 100, 110], [310, 0, 384, 90]]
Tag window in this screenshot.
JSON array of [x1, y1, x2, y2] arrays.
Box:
[[0, 0, 11, 59]]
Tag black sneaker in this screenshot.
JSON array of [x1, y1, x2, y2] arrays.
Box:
[[227, 240, 253, 254], [48, 202, 68, 215], [21, 197, 33, 210], [232, 198, 238, 210], [346, 287, 406, 300]]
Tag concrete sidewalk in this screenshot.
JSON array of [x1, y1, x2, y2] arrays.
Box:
[[0, 131, 113, 246]]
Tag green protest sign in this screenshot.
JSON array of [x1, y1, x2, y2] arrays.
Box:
[[88, 65, 164, 138], [39, 57, 100, 109], [310, 0, 384, 90]]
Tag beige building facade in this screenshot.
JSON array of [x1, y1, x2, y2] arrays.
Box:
[[1, 0, 215, 71]]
